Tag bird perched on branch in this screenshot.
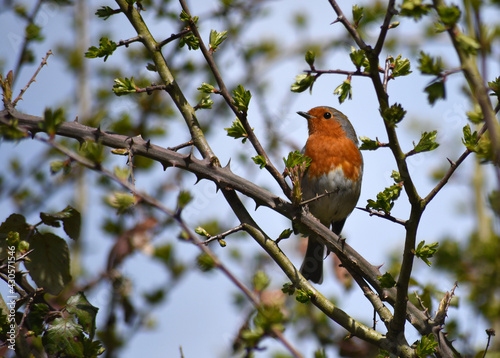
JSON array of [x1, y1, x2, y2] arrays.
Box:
[[297, 106, 363, 283]]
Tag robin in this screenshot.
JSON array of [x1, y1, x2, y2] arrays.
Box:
[[297, 106, 363, 284]]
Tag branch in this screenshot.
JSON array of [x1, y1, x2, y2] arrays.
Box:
[[374, 0, 397, 55], [157, 29, 192, 48], [305, 68, 372, 78], [116, 35, 143, 47], [356, 207, 407, 226], [178, 0, 292, 199], [327, 0, 368, 50]]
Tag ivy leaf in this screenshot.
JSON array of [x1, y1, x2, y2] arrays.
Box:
[[112, 77, 137, 96], [225, 118, 249, 143], [251, 155, 267, 169], [415, 241, 439, 266], [39, 107, 65, 139], [25, 233, 72, 295], [85, 37, 117, 61], [418, 52, 444, 76], [291, 74, 315, 93], [424, 79, 446, 105], [333, 78, 352, 104], [411, 130, 439, 154], [40, 206, 81, 240], [232, 84, 251, 113], [377, 272, 396, 288], [209, 29, 228, 52], [380, 103, 407, 127]]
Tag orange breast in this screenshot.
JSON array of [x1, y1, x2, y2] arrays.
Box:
[[305, 134, 362, 182]]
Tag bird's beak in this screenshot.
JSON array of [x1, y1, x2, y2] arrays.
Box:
[[297, 111, 312, 120]]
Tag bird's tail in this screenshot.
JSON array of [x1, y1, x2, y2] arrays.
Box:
[[299, 234, 324, 284]]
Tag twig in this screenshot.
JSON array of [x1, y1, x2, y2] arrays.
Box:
[[168, 140, 194, 152], [305, 68, 372, 78], [12, 50, 53, 106], [356, 207, 407, 226], [201, 224, 245, 245], [483, 329, 496, 358], [178, 0, 292, 200], [135, 84, 169, 94], [117, 35, 143, 47], [158, 29, 191, 48], [328, 0, 368, 50], [374, 0, 397, 55]]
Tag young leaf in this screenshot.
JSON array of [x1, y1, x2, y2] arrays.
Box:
[[399, 0, 431, 20], [95, 6, 120, 20], [25, 233, 72, 295], [177, 190, 193, 210], [415, 240, 439, 266], [366, 179, 403, 215], [43, 316, 84, 356], [295, 289, 312, 303], [195, 95, 214, 110], [462, 124, 478, 151], [333, 78, 352, 104], [412, 130, 439, 154], [225, 118, 249, 143], [437, 4, 461, 27], [377, 272, 396, 288], [418, 51, 444, 75], [252, 271, 270, 292], [424, 79, 446, 105], [352, 5, 364, 26], [283, 150, 311, 169], [416, 334, 438, 356], [305, 50, 315, 67], [349, 47, 366, 71], [359, 136, 380, 151], [197, 252, 216, 272], [209, 29, 228, 52], [85, 37, 117, 61], [197, 82, 217, 93], [251, 155, 267, 169], [380, 103, 407, 127], [277, 228, 293, 240], [112, 77, 137, 96], [290, 74, 315, 93], [455, 33, 481, 55], [232, 84, 251, 113], [106, 191, 135, 213], [40, 107, 65, 139], [391, 55, 412, 77]]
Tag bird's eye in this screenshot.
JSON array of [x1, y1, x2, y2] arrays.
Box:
[[323, 112, 332, 119]]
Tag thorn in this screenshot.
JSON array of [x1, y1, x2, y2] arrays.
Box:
[[145, 139, 151, 150], [194, 174, 203, 184], [128, 137, 135, 148], [446, 157, 456, 166], [94, 126, 102, 140], [224, 158, 231, 170], [331, 15, 343, 25], [185, 149, 195, 163], [74, 116, 79, 122], [161, 162, 171, 171]]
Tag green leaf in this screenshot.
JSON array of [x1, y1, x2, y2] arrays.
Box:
[[352, 5, 364, 26], [40, 206, 81, 240], [455, 33, 481, 55], [197, 82, 217, 93], [26, 303, 49, 336], [39, 107, 65, 138], [197, 252, 216, 272], [209, 29, 228, 52], [25, 233, 72, 295], [377, 272, 396, 288], [380, 103, 407, 127], [359, 136, 380, 151], [390, 55, 412, 77], [0, 118, 27, 140], [412, 130, 439, 154], [66, 292, 99, 339], [333, 78, 352, 104], [295, 289, 312, 303], [106, 191, 135, 214], [0, 214, 30, 260], [232, 84, 252, 112], [112, 77, 137, 96], [251, 155, 267, 169], [416, 334, 438, 356], [26, 23, 43, 42], [488, 77, 500, 104], [225, 118, 249, 143], [305, 50, 315, 67], [399, 0, 431, 20], [85, 37, 117, 61], [277, 228, 293, 240], [283, 150, 311, 169], [366, 182, 403, 215], [195, 95, 214, 110], [462, 124, 478, 151], [179, 32, 200, 50], [418, 51, 444, 75], [290, 74, 315, 93], [437, 4, 461, 27], [281, 283, 295, 295], [252, 271, 270, 292], [177, 191, 193, 210], [349, 47, 366, 71], [95, 6, 119, 20], [43, 316, 84, 356], [415, 241, 439, 266], [424, 79, 446, 105]]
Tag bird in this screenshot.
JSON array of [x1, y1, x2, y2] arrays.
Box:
[[297, 106, 363, 284]]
